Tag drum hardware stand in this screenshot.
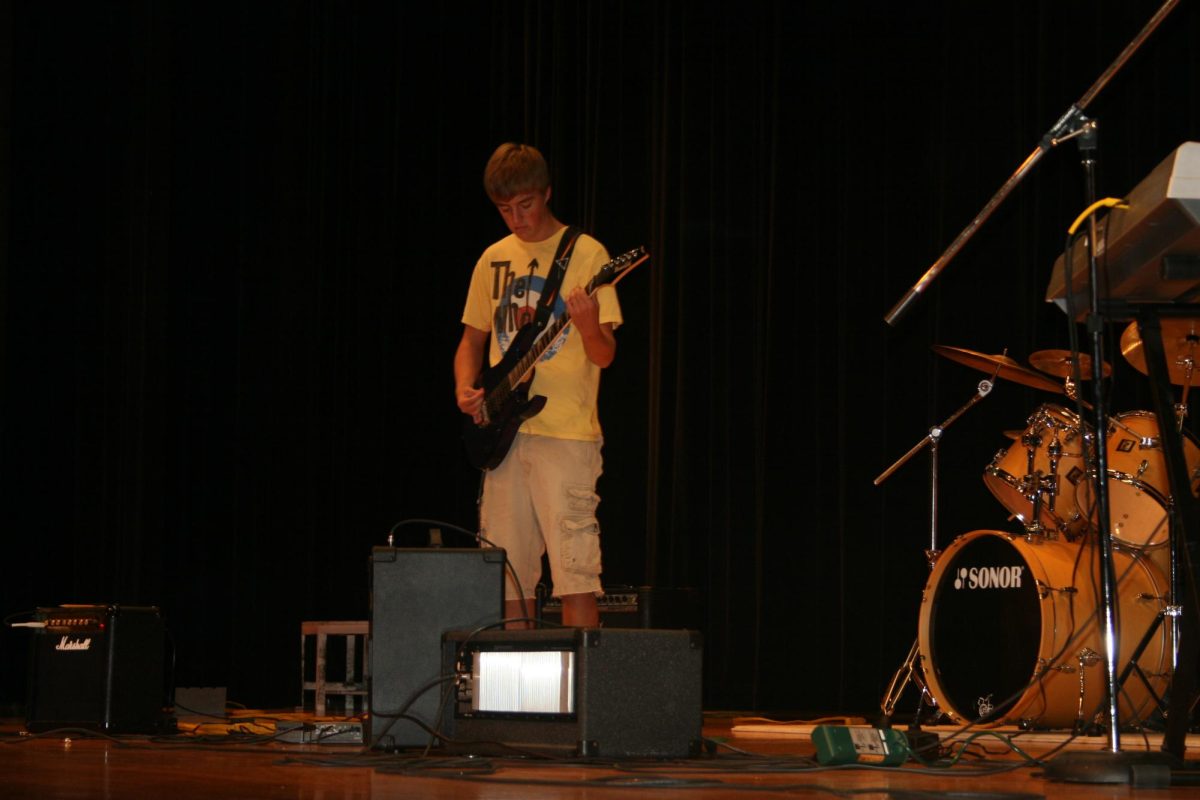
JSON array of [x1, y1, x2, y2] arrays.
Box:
[[1129, 307, 1200, 761], [1046, 438, 1063, 521], [1174, 351, 1195, 432], [1013, 425, 1067, 540], [1018, 426, 1046, 536], [1109, 603, 1180, 725], [1022, 471, 1047, 539], [875, 374, 998, 725]]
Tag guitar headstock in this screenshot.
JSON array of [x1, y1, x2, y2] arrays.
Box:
[[591, 246, 649, 290]]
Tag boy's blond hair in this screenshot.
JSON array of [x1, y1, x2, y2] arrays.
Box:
[[483, 143, 551, 201]]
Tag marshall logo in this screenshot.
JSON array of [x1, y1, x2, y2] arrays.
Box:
[[953, 565, 1024, 590], [54, 636, 93, 652]]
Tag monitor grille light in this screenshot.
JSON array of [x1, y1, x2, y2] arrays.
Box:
[[473, 650, 575, 714]]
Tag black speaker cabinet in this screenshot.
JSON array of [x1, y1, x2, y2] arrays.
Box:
[[26, 605, 165, 734], [366, 547, 505, 749], [442, 627, 703, 758]]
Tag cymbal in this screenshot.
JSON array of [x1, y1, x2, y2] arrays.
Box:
[[1120, 318, 1200, 386], [1029, 349, 1111, 379], [932, 345, 1064, 393]]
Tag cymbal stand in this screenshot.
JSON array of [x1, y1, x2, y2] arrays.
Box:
[[1174, 352, 1194, 432], [875, 375, 997, 722]]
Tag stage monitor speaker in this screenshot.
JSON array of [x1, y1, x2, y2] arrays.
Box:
[[441, 627, 703, 758], [366, 546, 505, 749], [26, 605, 165, 734]]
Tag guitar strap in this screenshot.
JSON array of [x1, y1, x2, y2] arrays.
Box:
[[533, 226, 581, 331]]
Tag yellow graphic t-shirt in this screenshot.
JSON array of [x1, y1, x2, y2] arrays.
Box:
[[461, 227, 623, 441]]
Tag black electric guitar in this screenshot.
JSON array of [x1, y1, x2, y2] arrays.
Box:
[[463, 246, 649, 470]]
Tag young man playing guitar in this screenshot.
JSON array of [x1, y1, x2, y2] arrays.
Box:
[[454, 142, 622, 628]]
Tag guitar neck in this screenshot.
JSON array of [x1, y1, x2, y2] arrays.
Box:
[[505, 280, 597, 389], [493, 245, 646, 395]]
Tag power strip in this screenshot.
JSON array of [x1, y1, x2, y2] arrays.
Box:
[[275, 721, 363, 744], [811, 725, 909, 766]]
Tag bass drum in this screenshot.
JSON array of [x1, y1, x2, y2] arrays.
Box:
[[919, 530, 1170, 728]]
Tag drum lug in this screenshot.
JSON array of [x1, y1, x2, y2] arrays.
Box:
[[1077, 647, 1101, 668], [1035, 580, 1076, 600], [1040, 659, 1075, 675], [1074, 648, 1102, 729]]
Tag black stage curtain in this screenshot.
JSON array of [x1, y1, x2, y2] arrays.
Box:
[[3, 1, 1198, 712]]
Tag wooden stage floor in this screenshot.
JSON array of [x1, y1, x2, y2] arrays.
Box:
[[2, 712, 1199, 799]]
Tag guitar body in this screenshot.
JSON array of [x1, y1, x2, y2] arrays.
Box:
[[463, 322, 548, 470]]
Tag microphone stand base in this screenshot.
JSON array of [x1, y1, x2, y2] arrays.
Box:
[[1042, 750, 1181, 787]]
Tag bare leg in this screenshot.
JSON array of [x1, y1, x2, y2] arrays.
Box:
[[505, 597, 535, 630], [559, 592, 599, 628]]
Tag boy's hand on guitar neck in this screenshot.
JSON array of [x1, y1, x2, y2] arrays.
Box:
[[566, 286, 615, 368], [564, 286, 600, 336]]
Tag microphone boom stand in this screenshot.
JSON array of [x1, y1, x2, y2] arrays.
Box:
[[882, 0, 1180, 328], [1044, 115, 1185, 789]]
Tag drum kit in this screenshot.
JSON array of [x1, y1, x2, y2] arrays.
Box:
[[881, 320, 1200, 732]]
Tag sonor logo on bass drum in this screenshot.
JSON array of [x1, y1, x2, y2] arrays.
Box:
[[953, 566, 1024, 590], [54, 636, 93, 652]]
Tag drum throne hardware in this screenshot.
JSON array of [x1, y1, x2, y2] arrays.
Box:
[[875, 368, 999, 725]]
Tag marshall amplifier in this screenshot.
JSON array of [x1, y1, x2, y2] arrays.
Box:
[[26, 605, 165, 734], [441, 627, 703, 758]]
